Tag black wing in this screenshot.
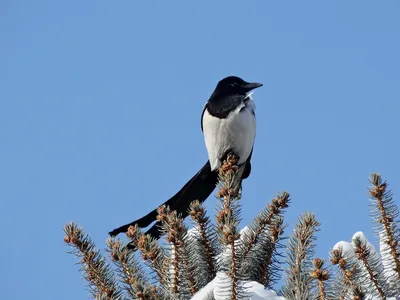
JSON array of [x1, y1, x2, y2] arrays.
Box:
[[242, 147, 253, 179]]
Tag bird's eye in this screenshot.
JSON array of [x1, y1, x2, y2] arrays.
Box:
[[230, 83, 236, 87]]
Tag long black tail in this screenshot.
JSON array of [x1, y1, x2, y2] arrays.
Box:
[[108, 161, 218, 239]]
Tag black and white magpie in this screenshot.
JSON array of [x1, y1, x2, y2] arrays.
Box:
[[109, 76, 262, 239]]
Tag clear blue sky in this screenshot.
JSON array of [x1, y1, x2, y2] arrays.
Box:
[[1, 1, 399, 299]]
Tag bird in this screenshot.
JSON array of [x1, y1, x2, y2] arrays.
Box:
[[109, 76, 262, 239]]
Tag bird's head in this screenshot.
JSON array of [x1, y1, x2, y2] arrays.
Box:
[[212, 76, 263, 98]]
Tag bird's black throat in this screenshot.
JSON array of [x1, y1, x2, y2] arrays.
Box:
[[206, 94, 244, 119]]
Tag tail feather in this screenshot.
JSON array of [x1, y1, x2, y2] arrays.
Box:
[[108, 161, 218, 238]]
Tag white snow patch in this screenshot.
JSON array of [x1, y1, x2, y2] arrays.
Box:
[[192, 271, 287, 300], [333, 240, 355, 260]]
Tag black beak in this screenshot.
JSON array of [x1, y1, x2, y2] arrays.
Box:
[[244, 82, 263, 92]]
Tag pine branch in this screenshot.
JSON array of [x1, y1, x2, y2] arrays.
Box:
[[330, 243, 365, 300], [258, 216, 286, 287], [126, 225, 167, 286], [310, 258, 330, 300], [239, 192, 289, 287], [157, 205, 197, 296], [369, 174, 400, 287], [157, 206, 180, 295], [106, 238, 158, 299], [180, 243, 197, 294], [352, 232, 387, 298], [215, 153, 242, 300], [281, 212, 320, 300], [189, 200, 217, 281], [242, 192, 290, 258], [64, 223, 123, 299]]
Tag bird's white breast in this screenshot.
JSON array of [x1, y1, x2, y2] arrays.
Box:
[[202, 98, 256, 171]]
